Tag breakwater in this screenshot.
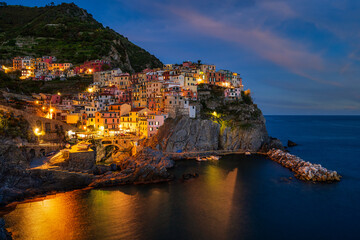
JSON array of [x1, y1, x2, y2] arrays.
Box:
[[267, 149, 341, 182]]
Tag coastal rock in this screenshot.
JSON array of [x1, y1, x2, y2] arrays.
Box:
[[267, 149, 341, 182], [182, 172, 199, 180], [287, 140, 298, 147], [0, 168, 94, 206], [0, 218, 12, 240], [146, 116, 273, 153], [89, 148, 174, 188]]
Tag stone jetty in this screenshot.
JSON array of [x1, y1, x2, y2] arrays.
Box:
[[267, 149, 341, 182]]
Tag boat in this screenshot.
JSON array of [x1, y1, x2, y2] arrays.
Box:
[[196, 156, 209, 162], [206, 156, 220, 161], [196, 156, 220, 161], [245, 151, 251, 155]]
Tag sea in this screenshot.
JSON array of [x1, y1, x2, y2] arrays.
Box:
[[1, 115, 360, 240]]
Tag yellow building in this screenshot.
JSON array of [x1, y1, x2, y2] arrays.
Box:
[[66, 114, 80, 124], [87, 117, 96, 128], [184, 74, 198, 92], [120, 108, 151, 136], [132, 83, 147, 108]]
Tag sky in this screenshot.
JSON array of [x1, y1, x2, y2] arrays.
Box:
[[8, 0, 360, 115]]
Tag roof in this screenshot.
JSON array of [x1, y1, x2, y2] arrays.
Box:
[[131, 107, 146, 112]]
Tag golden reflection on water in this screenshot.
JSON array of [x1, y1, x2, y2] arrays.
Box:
[[184, 164, 240, 239], [4, 161, 245, 240], [4, 187, 171, 240], [6, 191, 83, 240]]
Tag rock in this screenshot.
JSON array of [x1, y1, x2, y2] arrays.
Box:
[[287, 140, 298, 147], [0, 218, 12, 240], [182, 172, 199, 180], [267, 148, 341, 182], [110, 163, 117, 171], [145, 115, 269, 153]]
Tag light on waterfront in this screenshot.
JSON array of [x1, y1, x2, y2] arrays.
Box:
[[34, 128, 43, 136], [67, 130, 75, 138]]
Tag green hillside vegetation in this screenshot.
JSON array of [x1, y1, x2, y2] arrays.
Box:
[[0, 110, 33, 141], [0, 3, 162, 72]]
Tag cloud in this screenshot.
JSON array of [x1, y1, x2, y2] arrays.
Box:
[[258, 1, 297, 19], [167, 7, 343, 86]]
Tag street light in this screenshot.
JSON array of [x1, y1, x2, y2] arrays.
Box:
[[34, 128, 41, 136]]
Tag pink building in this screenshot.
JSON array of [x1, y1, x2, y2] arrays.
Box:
[[42, 56, 56, 64], [114, 89, 131, 103], [182, 61, 193, 67], [51, 94, 62, 104], [95, 111, 120, 130], [224, 88, 242, 100], [181, 89, 197, 100], [147, 114, 168, 137], [75, 60, 110, 74]]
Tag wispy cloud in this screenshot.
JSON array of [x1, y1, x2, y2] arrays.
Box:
[[168, 7, 343, 86]]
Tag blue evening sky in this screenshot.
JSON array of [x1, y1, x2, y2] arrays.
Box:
[[8, 0, 360, 115]]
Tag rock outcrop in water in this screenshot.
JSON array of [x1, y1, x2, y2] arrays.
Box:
[[90, 148, 174, 187], [267, 149, 341, 182]]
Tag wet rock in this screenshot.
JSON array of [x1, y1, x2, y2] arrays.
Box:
[[0, 218, 12, 240], [267, 149, 341, 182], [89, 148, 174, 188], [182, 172, 199, 180], [287, 140, 298, 147], [110, 163, 117, 171]]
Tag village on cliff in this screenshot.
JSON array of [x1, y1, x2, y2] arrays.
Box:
[[1, 56, 246, 141]]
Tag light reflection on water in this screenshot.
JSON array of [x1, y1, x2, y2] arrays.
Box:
[[3, 159, 251, 240], [2, 152, 360, 240]]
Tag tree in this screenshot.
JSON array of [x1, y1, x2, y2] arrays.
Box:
[[101, 64, 111, 71], [0, 2, 7, 7]]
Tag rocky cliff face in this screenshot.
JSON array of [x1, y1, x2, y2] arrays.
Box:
[[149, 115, 269, 152], [147, 85, 282, 153]]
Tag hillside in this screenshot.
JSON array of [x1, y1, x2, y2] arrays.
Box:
[[0, 3, 163, 72]]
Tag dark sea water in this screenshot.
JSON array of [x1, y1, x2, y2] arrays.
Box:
[[2, 116, 360, 240]]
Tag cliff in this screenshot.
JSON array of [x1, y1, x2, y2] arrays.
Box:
[[0, 3, 162, 72], [147, 85, 282, 153]]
